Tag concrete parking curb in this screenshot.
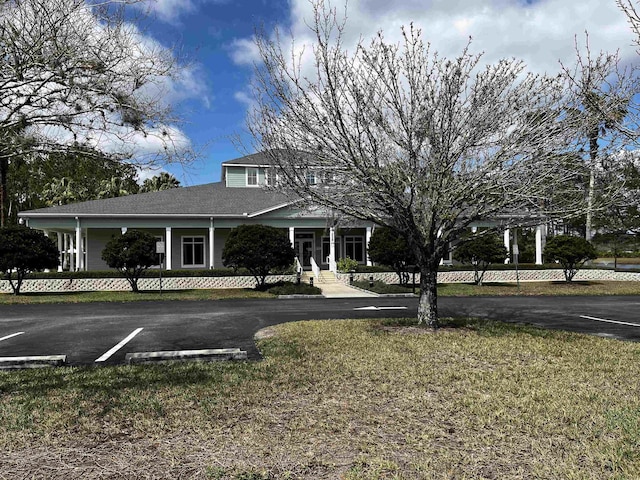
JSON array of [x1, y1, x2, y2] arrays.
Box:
[[125, 348, 248, 365], [0, 355, 67, 369]]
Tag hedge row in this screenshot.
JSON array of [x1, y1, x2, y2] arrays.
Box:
[[10, 267, 296, 280]]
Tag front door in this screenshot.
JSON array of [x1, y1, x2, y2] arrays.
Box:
[[294, 233, 314, 269]]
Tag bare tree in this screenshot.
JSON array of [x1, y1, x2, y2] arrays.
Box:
[[0, 0, 192, 225], [247, 1, 594, 327], [618, 0, 640, 50], [560, 35, 638, 240]]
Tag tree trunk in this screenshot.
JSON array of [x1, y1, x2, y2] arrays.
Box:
[[0, 156, 8, 228], [417, 261, 439, 328], [585, 128, 598, 241]]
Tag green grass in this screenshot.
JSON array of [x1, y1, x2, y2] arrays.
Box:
[[1, 317, 640, 478], [355, 280, 640, 296], [0, 288, 275, 304]]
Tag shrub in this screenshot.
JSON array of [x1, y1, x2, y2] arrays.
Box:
[[0, 226, 59, 294], [543, 235, 597, 282], [454, 233, 508, 285], [337, 257, 359, 272], [367, 226, 417, 285], [101, 230, 158, 292], [222, 224, 295, 289], [266, 281, 322, 296]]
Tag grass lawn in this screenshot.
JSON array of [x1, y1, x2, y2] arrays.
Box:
[[0, 288, 275, 304], [355, 279, 640, 296], [1, 317, 639, 479]]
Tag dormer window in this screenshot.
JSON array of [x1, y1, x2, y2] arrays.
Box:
[[306, 171, 317, 186], [247, 168, 258, 187]]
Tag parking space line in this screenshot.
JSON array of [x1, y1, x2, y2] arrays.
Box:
[[0, 332, 25, 343], [579, 315, 640, 328], [95, 328, 144, 363]]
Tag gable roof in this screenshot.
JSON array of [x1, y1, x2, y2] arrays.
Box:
[[19, 182, 294, 217]]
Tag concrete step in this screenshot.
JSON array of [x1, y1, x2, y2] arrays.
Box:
[[125, 348, 247, 365], [0, 355, 67, 369]]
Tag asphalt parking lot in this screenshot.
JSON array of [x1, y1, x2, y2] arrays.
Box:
[[1, 296, 640, 368]]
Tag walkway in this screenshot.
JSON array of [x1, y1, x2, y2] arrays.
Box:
[[302, 271, 378, 298]]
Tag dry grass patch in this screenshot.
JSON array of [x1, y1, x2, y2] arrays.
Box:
[[1, 318, 639, 478]]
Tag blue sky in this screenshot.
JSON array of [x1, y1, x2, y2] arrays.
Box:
[[132, 0, 639, 186]]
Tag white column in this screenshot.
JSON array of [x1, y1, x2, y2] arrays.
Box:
[[504, 229, 511, 264], [165, 227, 172, 270], [42, 230, 50, 272], [365, 226, 373, 266], [75, 218, 82, 271], [69, 235, 75, 272], [535, 224, 545, 265], [209, 219, 215, 269], [329, 226, 336, 272], [63, 234, 69, 270], [121, 227, 127, 234], [289, 227, 295, 248], [57, 232, 63, 272]]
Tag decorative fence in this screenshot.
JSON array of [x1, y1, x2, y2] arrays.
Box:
[[336, 269, 640, 285], [0, 274, 296, 294]]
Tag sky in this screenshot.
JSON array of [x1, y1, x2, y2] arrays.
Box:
[[129, 0, 640, 186]]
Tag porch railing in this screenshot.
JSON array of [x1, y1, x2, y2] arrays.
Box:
[[294, 257, 303, 274], [310, 257, 321, 283]]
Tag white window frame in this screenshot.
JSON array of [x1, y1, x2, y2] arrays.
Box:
[[181, 236, 206, 268], [246, 167, 259, 187], [344, 235, 365, 263], [306, 170, 317, 186]]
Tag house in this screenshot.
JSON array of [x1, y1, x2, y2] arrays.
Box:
[[18, 152, 546, 272]]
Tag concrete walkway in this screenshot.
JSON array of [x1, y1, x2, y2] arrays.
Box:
[[302, 271, 378, 298]]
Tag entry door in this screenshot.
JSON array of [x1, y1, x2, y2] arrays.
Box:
[[294, 233, 314, 268]]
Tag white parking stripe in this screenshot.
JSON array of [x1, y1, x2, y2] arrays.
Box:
[[579, 315, 640, 328], [95, 328, 143, 363], [0, 332, 24, 343]]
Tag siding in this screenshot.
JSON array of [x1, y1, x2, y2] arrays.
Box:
[[225, 166, 247, 187]]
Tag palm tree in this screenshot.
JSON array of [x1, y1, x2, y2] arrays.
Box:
[[139, 172, 181, 193], [42, 177, 89, 206], [97, 177, 133, 199]]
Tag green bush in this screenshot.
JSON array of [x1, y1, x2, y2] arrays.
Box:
[[222, 224, 295, 289], [454, 233, 508, 285], [337, 257, 359, 272], [543, 235, 597, 282], [0, 226, 59, 294], [266, 281, 322, 296], [101, 230, 158, 292], [367, 226, 417, 285]]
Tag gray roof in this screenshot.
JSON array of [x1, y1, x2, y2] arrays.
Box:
[[20, 182, 293, 217], [222, 151, 272, 166]]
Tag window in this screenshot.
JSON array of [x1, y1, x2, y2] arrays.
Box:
[[306, 170, 317, 185], [322, 236, 341, 264], [182, 236, 205, 267], [265, 168, 276, 186], [344, 236, 365, 263], [247, 168, 258, 186]]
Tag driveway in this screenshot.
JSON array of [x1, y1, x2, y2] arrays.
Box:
[[0, 296, 639, 366]]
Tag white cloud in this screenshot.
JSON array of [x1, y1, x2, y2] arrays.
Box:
[[228, 37, 261, 66], [230, 0, 638, 77], [135, 0, 227, 25]]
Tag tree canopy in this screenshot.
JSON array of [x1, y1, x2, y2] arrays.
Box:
[[0, 226, 58, 294], [222, 224, 295, 289], [0, 0, 193, 225], [543, 235, 597, 282], [248, 1, 593, 326], [368, 226, 417, 286], [454, 233, 508, 285], [101, 230, 158, 292]]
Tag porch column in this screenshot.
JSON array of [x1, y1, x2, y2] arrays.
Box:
[[57, 232, 63, 272], [75, 218, 82, 271], [209, 218, 215, 269], [535, 224, 545, 265], [366, 226, 373, 266], [503, 229, 511, 264], [69, 235, 75, 272], [121, 227, 127, 234], [165, 227, 172, 270], [329, 226, 336, 272], [63, 234, 69, 270], [289, 227, 295, 248], [42, 230, 50, 272]]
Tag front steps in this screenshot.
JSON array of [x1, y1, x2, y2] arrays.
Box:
[[300, 270, 376, 298]]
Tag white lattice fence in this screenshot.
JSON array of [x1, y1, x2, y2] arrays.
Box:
[[0, 275, 296, 294], [336, 269, 640, 285]]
